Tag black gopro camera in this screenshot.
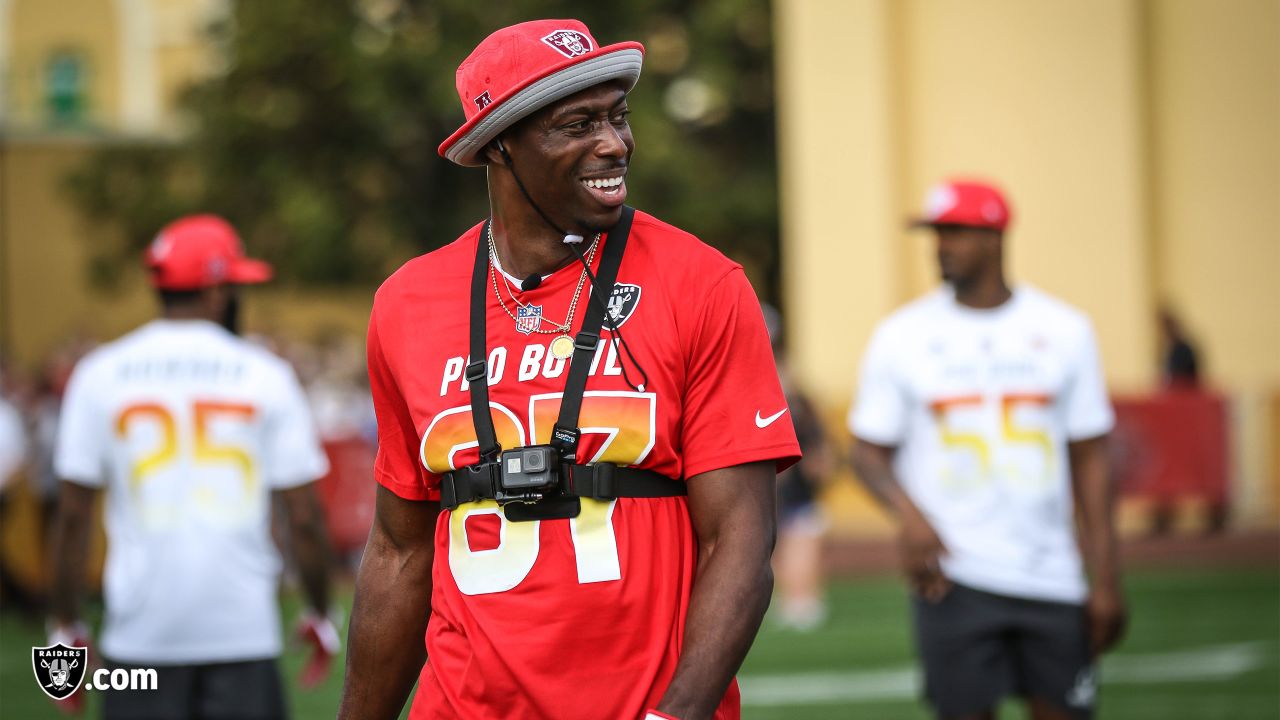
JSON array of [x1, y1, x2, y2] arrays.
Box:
[[494, 445, 560, 504]]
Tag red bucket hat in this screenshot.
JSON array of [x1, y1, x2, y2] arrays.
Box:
[[144, 214, 274, 290], [912, 179, 1012, 232], [438, 19, 645, 167]]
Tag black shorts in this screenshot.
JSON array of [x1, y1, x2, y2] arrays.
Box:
[[102, 657, 286, 720], [912, 583, 1096, 718]]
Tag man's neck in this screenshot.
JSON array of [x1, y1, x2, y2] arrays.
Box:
[[953, 273, 1012, 310], [488, 199, 580, 279], [163, 308, 217, 323]]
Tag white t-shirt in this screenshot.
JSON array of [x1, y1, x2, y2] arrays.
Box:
[[0, 397, 26, 490], [55, 319, 329, 663], [849, 286, 1113, 604]]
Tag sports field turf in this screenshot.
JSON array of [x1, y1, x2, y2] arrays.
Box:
[[2, 565, 1276, 719]]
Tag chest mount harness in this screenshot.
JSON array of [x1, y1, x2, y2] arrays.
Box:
[[440, 207, 686, 522]]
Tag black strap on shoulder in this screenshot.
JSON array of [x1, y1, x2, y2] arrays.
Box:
[[469, 221, 500, 462], [549, 206, 635, 460], [450, 207, 685, 513]]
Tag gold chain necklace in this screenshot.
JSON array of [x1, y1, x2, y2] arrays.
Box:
[[488, 223, 601, 360]]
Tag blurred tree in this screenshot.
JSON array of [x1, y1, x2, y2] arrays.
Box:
[[66, 0, 780, 297]]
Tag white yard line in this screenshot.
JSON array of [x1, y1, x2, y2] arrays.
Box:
[[738, 642, 1272, 707]]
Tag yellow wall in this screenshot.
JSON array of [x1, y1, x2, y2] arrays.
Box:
[[7, 0, 120, 128], [775, 0, 902, 409], [896, 0, 1153, 388], [1149, 0, 1280, 393], [776, 0, 1280, 530]]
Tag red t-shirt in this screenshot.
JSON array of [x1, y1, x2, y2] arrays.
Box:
[[368, 210, 800, 720]]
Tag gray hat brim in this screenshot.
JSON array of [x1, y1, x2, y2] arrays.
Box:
[[442, 48, 643, 167]]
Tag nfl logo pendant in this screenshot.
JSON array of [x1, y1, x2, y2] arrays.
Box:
[[515, 305, 542, 335]]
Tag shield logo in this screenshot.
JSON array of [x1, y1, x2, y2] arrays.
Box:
[[606, 283, 641, 329], [541, 30, 594, 58], [516, 305, 543, 335], [32, 643, 88, 700]]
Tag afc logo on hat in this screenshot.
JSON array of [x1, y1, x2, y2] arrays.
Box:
[[541, 29, 593, 58], [474, 91, 492, 111]]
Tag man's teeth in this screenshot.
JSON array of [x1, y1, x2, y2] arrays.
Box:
[[583, 177, 624, 189]]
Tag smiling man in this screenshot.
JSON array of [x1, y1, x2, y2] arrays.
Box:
[[338, 19, 799, 720]]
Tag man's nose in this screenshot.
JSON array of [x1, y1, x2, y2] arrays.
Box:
[[595, 124, 628, 158]]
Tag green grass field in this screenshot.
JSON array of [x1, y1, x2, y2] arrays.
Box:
[[2, 566, 1276, 719]]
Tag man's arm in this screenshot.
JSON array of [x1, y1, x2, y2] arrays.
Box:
[[337, 485, 439, 720], [49, 481, 98, 627], [1069, 434, 1126, 656], [654, 460, 775, 720], [850, 439, 949, 602], [274, 484, 332, 614]]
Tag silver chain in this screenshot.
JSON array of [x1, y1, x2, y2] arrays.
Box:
[[487, 223, 600, 335]]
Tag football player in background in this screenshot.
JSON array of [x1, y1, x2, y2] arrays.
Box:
[[48, 215, 339, 719], [849, 181, 1126, 719]]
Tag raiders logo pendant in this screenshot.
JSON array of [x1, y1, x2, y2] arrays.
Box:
[[550, 334, 575, 360]]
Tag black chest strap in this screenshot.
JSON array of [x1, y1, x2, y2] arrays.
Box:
[[549, 206, 631, 460], [445, 207, 686, 511], [441, 461, 686, 509]]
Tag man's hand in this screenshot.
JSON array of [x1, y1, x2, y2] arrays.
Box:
[[1085, 584, 1127, 657], [296, 610, 343, 689], [337, 487, 437, 720], [899, 508, 950, 602], [1069, 435, 1125, 657], [851, 439, 950, 602], [654, 461, 776, 720]]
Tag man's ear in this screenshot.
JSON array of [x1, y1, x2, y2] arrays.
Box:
[[481, 137, 509, 167]]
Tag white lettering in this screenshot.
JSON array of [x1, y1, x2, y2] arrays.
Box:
[[441, 357, 465, 396], [542, 350, 567, 379], [519, 344, 545, 382], [89, 667, 158, 691], [487, 347, 507, 385], [603, 339, 622, 376], [589, 339, 608, 375]]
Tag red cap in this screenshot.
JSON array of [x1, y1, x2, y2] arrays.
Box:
[[144, 215, 273, 290], [438, 19, 644, 167], [913, 179, 1012, 232]]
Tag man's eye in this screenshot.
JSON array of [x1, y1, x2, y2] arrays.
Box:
[[611, 111, 631, 125], [564, 120, 591, 132]]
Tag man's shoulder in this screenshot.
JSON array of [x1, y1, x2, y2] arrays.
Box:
[[879, 288, 951, 333], [629, 209, 740, 281], [375, 223, 482, 309], [72, 321, 160, 375], [233, 338, 296, 378], [1016, 285, 1093, 332]]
